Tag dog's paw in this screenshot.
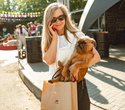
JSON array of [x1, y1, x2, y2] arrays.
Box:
[[62, 70, 67, 77], [48, 79, 54, 83], [58, 61, 63, 66], [64, 76, 70, 82], [58, 61, 63, 70]]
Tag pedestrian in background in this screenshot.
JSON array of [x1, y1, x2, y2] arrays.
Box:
[[30, 22, 36, 36], [18, 24, 28, 50], [36, 21, 43, 36]]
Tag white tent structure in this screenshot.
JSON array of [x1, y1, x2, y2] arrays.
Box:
[[78, 0, 121, 33]]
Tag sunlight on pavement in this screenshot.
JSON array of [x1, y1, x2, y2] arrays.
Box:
[[0, 50, 18, 66]]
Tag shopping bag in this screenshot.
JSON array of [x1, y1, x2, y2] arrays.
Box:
[[41, 81, 78, 110]]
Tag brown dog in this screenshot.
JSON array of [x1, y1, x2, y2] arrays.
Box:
[[48, 37, 96, 83], [62, 37, 96, 82]]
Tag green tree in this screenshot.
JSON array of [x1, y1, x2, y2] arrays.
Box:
[[70, 0, 88, 11]]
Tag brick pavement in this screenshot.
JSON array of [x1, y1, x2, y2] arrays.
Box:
[[19, 45, 125, 110], [85, 45, 125, 110]]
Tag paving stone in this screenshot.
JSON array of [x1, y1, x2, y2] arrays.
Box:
[[110, 105, 121, 110]]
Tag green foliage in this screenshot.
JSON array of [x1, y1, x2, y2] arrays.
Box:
[[70, 0, 87, 11], [0, 0, 88, 13], [0, 0, 56, 13]]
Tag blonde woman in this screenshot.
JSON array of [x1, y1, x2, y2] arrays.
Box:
[[42, 3, 101, 110]]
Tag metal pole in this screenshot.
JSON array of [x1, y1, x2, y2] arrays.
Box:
[[64, 0, 70, 11], [98, 17, 100, 31], [57, 0, 63, 4], [57, 0, 70, 11]]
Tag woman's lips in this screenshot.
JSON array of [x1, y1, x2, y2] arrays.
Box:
[[56, 24, 62, 27]]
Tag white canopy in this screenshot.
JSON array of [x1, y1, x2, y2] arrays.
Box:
[[78, 0, 120, 33]]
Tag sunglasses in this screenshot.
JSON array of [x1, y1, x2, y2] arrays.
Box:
[[51, 14, 66, 23]]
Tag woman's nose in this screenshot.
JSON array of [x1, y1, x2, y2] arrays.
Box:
[[56, 19, 60, 23]]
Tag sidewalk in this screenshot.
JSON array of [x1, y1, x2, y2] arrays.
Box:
[[19, 45, 125, 110]]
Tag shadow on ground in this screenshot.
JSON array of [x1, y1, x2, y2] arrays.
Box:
[[28, 62, 49, 72], [86, 79, 109, 104]]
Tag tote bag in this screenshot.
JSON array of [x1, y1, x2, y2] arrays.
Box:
[[41, 81, 78, 110]]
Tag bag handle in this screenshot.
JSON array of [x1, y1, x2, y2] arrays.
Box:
[[52, 69, 76, 82], [52, 69, 62, 79]]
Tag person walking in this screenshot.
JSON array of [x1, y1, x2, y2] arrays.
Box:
[[42, 3, 101, 110], [36, 21, 43, 36], [18, 24, 28, 50]]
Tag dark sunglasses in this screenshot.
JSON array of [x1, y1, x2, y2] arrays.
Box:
[[51, 14, 66, 23]]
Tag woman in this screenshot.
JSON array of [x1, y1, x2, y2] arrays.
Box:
[[18, 24, 28, 50], [22, 25, 28, 32], [27, 23, 32, 36], [7, 33, 12, 41], [30, 22, 36, 36], [42, 3, 101, 110]]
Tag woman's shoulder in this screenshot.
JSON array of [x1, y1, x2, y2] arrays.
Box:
[[75, 31, 85, 38]]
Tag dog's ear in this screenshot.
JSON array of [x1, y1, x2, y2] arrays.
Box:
[[92, 39, 96, 48], [58, 61, 63, 70]]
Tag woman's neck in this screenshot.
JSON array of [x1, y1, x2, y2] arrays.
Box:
[[57, 29, 64, 36]]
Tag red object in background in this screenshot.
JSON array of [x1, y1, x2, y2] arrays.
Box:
[[0, 46, 17, 50], [8, 38, 12, 40], [50, 22, 55, 31]]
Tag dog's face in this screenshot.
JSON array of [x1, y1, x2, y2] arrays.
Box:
[[75, 37, 96, 54]]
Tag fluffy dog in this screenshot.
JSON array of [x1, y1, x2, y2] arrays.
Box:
[[62, 37, 96, 82], [48, 37, 96, 83]]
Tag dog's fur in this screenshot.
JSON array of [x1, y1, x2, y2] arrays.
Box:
[[48, 37, 96, 83]]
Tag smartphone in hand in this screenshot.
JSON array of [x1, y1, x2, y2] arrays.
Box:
[[50, 22, 55, 31]]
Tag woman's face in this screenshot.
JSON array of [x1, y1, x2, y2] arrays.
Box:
[[52, 8, 65, 34]]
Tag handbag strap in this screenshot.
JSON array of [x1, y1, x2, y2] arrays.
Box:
[[52, 69, 76, 82], [52, 69, 61, 79]]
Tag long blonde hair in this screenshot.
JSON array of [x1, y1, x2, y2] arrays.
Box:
[[42, 2, 82, 53]]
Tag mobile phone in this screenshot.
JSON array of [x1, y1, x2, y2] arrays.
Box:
[[50, 22, 55, 31]]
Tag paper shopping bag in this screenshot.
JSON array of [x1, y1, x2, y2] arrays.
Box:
[[41, 81, 78, 110]]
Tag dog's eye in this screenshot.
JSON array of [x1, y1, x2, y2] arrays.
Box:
[[78, 42, 82, 45], [78, 41, 86, 45], [82, 41, 86, 44]]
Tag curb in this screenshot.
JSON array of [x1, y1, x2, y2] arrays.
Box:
[[18, 67, 42, 101]]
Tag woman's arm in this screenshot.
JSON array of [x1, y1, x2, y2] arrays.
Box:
[[43, 23, 58, 65], [88, 47, 101, 67], [43, 36, 58, 65], [69, 47, 101, 81]]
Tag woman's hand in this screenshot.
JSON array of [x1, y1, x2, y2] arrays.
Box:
[[48, 22, 57, 38], [69, 61, 82, 81], [43, 23, 58, 65]]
